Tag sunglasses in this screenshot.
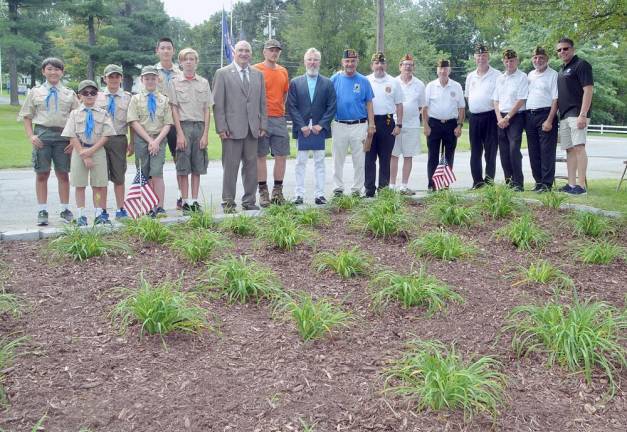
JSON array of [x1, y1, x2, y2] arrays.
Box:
[[556, 46, 571, 53], [81, 90, 98, 96]]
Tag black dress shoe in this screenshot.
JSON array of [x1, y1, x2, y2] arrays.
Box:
[[314, 196, 327, 205], [242, 203, 260, 211], [293, 196, 304, 205]]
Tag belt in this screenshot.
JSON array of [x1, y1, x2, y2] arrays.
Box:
[[430, 118, 457, 123], [471, 110, 495, 116], [374, 114, 394, 119], [34, 125, 64, 132], [336, 118, 367, 125], [528, 107, 551, 114]]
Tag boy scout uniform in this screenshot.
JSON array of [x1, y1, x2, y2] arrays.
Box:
[[156, 62, 184, 159], [18, 81, 79, 173], [96, 64, 132, 185], [127, 66, 174, 178], [168, 73, 213, 175]]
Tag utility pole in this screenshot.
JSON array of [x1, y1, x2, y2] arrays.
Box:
[[376, 0, 384, 52], [264, 12, 275, 40]]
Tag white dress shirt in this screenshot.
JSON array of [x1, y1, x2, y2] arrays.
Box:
[[526, 67, 558, 110], [395, 75, 425, 128], [233, 62, 249, 81], [367, 73, 403, 115], [424, 78, 465, 120], [465, 66, 500, 113], [492, 69, 528, 113]]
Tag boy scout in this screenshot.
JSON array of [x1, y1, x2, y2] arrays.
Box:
[[96, 64, 133, 219], [61, 80, 115, 226], [127, 65, 174, 217], [168, 48, 213, 213], [18, 57, 79, 226]]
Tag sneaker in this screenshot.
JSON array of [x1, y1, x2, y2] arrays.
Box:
[[222, 202, 237, 214], [155, 207, 167, 217], [76, 216, 88, 227], [314, 196, 327, 205], [258, 184, 271, 208], [94, 212, 111, 225], [351, 191, 362, 198], [333, 188, 344, 197], [181, 203, 192, 214], [558, 184, 574, 193], [512, 185, 524, 192], [242, 203, 260, 211], [176, 197, 183, 210], [37, 210, 49, 226], [148, 208, 157, 218], [190, 201, 202, 212], [570, 185, 587, 195], [271, 184, 285, 205], [115, 208, 128, 220], [293, 196, 304, 205], [60, 208, 73, 223], [470, 182, 486, 191], [399, 188, 416, 196], [535, 184, 550, 194]]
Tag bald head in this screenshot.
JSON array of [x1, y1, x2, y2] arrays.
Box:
[[233, 40, 252, 68]]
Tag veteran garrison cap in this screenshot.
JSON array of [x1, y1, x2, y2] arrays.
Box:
[[502, 49, 517, 59], [475, 43, 489, 54], [400, 53, 414, 63], [78, 80, 98, 93], [263, 39, 282, 50], [343, 49, 358, 59], [371, 52, 386, 63], [436, 59, 450, 67], [532, 46, 548, 57], [140, 65, 159, 76], [103, 64, 123, 76]]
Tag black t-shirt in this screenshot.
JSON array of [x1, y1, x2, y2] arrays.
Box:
[[557, 55, 593, 119]]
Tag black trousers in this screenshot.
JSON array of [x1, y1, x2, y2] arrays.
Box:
[[166, 127, 178, 158], [469, 110, 498, 185], [525, 108, 558, 188], [365, 115, 395, 196], [497, 113, 524, 189], [427, 118, 457, 189]]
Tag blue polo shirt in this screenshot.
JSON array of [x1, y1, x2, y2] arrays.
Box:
[[331, 72, 374, 121]]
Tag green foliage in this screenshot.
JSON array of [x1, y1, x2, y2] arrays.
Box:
[[169, 230, 231, 263], [496, 214, 549, 250], [480, 183, 518, 219], [49, 225, 131, 261], [513, 260, 574, 292], [0, 291, 22, 318], [539, 191, 568, 209], [187, 210, 215, 229], [370, 267, 463, 313], [295, 206, 330, 227], [352, 190, 413, 238], [263, 203, 299, 218], [0, 335, 28, 405], [277, 293, 351, 341], [428, 191, 476, 226], [409, 229, 476, 261], [220, 214, 258, 236], [383, 339, 507, 421], [329, 194, 363, 212], [200, 256, 285, 304], [124, 217, 170, 244], [506, 299, 627, 394], [257, 213, 315, 251], [571, 211, 613, 237], [111, 275, 208, 339], [313, 246, 372, 278], [576, 240, 625, 264]]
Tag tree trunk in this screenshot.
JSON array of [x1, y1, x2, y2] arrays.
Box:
[[30, 64, 36, 88], [8, 0, 19, 105], [87, 15, 96, 81]]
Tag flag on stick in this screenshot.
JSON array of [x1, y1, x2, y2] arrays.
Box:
[[222, 11, 233, 64], [123, 169, 158, 219], [432, 153, 456, 190]]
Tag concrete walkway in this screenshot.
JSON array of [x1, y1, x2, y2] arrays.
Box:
[[1, 136, 625, 232]]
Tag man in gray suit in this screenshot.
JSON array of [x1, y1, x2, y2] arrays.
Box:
[[287, 48, 336, 204], [212, 40, 268, 212]]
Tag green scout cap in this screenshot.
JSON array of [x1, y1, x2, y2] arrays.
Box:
[[371, 52, 385, 63], [436, 59, 450, 67], [532, 46, 548, 57], [78, 80, 99, 93], [503, 49, 517, 59], [343, 49, 358, 59], [140, 65, 159, 76], [104, 64, 123, 76], [263, 39, 282, 50], [399, 53, 414, 63], [475, 43, 489, 54]]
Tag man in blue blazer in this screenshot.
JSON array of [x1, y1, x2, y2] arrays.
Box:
[[287, 48, 337, 204]]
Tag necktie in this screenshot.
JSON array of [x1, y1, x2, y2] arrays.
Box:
[[84, 108, 94, 141], [147, 92, 157, 121], [107, 94, 116, 120], [242, 69, 250, 94], [46, 86, 58, 112]]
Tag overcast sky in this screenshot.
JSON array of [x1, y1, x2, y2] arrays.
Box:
[[162, 0, 247, 26]]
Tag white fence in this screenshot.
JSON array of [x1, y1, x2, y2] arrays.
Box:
[[588, 124, 627, 134]]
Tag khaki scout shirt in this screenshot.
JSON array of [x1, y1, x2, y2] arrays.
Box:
[[167, 74, 214, 122], [95, 88, 132, 135], [61, 104, 115, 145], [155, 62, 184, 95], [18, 81, 79, 128], [126, 90, 174, 136]]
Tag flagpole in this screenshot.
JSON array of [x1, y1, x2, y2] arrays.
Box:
[[220, 7, 225, 68], [230, 1, 233, 41]]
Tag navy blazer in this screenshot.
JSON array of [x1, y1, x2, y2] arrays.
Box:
[[287, 74, 336, 140]]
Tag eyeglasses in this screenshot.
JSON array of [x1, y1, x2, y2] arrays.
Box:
[[556, 46, 570, 53], [81, 90, 98, 96], [401, 63, 414, 67]]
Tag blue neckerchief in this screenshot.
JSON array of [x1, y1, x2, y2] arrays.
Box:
[[107, 94, 116, 119], [163, 69, 172, 83], [147, 92, 157, 121], [84, 107, 94, 140], [46, 86, 58, 112]]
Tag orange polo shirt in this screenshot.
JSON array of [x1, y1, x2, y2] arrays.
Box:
[[254, 62, 289, 117]]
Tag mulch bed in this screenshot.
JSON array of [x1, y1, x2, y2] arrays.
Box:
[[1, 202, 626, 431]]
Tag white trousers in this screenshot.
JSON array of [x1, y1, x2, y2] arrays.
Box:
[[295, 150, 326, 198], [331, 121, 366, 193]]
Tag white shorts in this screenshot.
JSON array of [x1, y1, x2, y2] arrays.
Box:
[[559, 117, 589, 150], [392, 127, 421, 157]]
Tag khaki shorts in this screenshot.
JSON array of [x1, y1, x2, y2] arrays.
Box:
[[70, 146, 108, 187], [176, 121, 208, 175], [104, 135, 128, 185], [559, 117, 589, 150], [134, 133, 166, 178], [392, 127, 421, 157], [258, 116, 290, 157], [32, 125, 71, 173]]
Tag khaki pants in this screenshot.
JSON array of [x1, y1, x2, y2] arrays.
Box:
[[331, 121, 366, 193], [221, 131, 258, 206]]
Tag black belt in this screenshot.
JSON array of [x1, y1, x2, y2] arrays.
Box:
[[528, 107, 551, 114], [337, 118, 367, 125], [471, 110, 495, 116], [430, 118, 457, 124], [374, 114, 394, 119], [35, 125, 63, 132]]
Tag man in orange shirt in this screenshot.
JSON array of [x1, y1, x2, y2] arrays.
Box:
[[254, 39, 290, 206]]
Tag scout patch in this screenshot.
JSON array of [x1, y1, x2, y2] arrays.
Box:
[[385, 86, 391, 93], [353, 83, 361, 93]]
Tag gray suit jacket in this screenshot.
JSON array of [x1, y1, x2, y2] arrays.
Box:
[[287, 74, 336, 139], [212, 63, 268, 139]]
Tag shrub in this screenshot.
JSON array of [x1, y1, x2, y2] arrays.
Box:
[[0, 291, 22, 318], [170, 230, 231, 263], [370, 267, 463, 313], [539, 190, 568, 209], [220, 214, 258, 236], [351, 196, 413, 238], [383, 339, 507, 421], [257, 213, 315, 250], [0, 335, 28, 405], [329, 194, 363, 212], [512, 260, 574, 292], [313, 246, 372, 278], [409, 229, 475, 261], [187, 210, 215, 229], [576, 240, 624, 264], [571, 211, 613, 237], [49, 225, 131, 261], [480, 183, 518, 219], [124, 217, 170, 243], [295, 206, 330, 227], [428, 191, 476, 226], [277, 293, 351, 341], [495, 213, 549, 250], [263, 203, 299, 218]]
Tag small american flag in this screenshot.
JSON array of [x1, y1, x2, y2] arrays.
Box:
[[432, 155, 456, 190], [123, 170, 158, 219]]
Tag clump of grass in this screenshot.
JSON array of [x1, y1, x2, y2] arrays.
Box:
[[313, 246, 372, 278], [277, 293, 351, 341], [480, 183, 518, 219], [351, 192, 413, 238], [295, 206, 330, 227], [200, 255, 285, 303], [169, 230, 231, 263], [257, 213, 315, 250], [505, 298, 627, 395], [0, 335, 28, 405], [220, 214, 258, 236], [0, 291, 22, 318], [409, 229, 476, 261], [111, 275, 208, 339], [383, 339, 507, 421], [428, 191, 476, 226], [373, 188, 409, 212], [263, 203, 299, 218], [187, 210, 215, 229], [370, 267, 463, 313], [576, 240, 624, 264], [512, 260, 574, 292], [329, 194, 363, 212], [124, 216, 170, 243], [49, 225, 131, 261], [539, 190, 568, 209], [495, 213, 549, 250], [571, 211, 613, 237]]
